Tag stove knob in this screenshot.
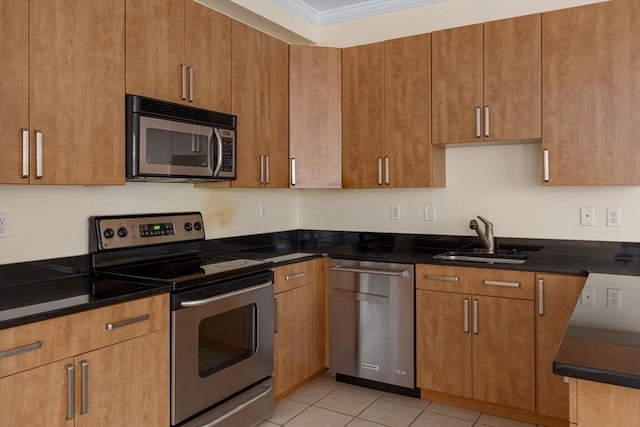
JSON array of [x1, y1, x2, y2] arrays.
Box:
[[184, 222, 193, 231], [194, 222, 203, 231], [103, 228, 114, 239], [117, 227, 128, 238]]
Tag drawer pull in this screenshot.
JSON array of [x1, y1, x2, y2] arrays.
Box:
[[483, 280, 520, 288], [0, 341, 42, 359], [426, 274, 459, 282], [105, 313, 150, 330], [285, 272, 305, 281]]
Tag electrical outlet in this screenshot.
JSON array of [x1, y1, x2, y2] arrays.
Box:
[[0, 212, 9, 238], [424, 203, 436, 221], [390, 205, 400, 220], [259, 203, 267, 219], [607, 288, 622, 308], [580, 286, 595, 306], [580, 207, 594, 226], [607, 208, 621, 227]]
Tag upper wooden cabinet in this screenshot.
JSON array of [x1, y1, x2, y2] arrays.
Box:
[[231, 21, 289, 188], [342, 34, 445, 188], [125, 0, 231, 113], [0, 0, 125, 185], [542, 0, 640, 185], [432, 15, 541, 145], [289, 45, 342, 188]]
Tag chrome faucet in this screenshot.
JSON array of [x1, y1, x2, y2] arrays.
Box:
[[469, 216, 495, 254]]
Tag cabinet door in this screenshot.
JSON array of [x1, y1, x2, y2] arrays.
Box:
[[74, 330, 169, 427], [0, 0, 29, 184], [416, 290, 472, 398], [342, 42, 385, 188], [185, 0, 231, 112], [542, 1, 640, 185], [311, 258, 328, 374], [535, 274, 585, 419], [484, 14, 541, 141], [125, 0, 184, 103], [432, 24, 483, 145], [384, 34, 444, 188], [289, 45, 342, 188], [30, 0, 125, 185], [273, 285, 313, 398], [0, 358, 73, 427], [472, 295, 535, 411]]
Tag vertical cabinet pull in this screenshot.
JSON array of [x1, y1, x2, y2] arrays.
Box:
[[463, 298, 470, 333], [484, 105, 490, 137], [259, 155, 265, 184], [265, 155, 270, 185], [66, 364, 75, 420], [35, 130, 43, 178], [377, 157, 383, 185], [472, 299, 479, 334], [21, 128, 29, 178], [189, 66, 194, 102], [181, 64, 187, 100], [543, 149, 550, 182], [290, 158, 296, 186], [475, 107, 481, 138], [80, 360, 89, 415], [274, 298, 280, 333], [384, 156, 390, 185], [538, 278, 545, 316]]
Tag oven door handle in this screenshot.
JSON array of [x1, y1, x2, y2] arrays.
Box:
[[179, 281, 273, 308]]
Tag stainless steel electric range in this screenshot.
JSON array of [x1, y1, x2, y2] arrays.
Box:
[[89, 212, 275, 427]]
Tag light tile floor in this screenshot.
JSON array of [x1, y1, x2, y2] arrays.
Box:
[[259, 373, 543, 427]]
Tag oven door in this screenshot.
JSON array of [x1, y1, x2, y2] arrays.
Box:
[[138, 115, 216, 178], [171, 273, 274, 426]]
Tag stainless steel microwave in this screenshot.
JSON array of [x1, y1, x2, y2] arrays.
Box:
[[126, 94, 236, 181]]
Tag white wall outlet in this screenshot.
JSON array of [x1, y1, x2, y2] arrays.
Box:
[[424, 203, 436, 221], [607, 288, 622, 308], [580, 207, 594, 226], [259, 203, 267, 219], [390, 205, 400, 220], [0, 212, 9, 238], [607, 207, 621, 227], [580, 286, 595, 306]]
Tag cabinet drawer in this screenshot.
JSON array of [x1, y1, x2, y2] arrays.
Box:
[[0, 294, 168, 378], [273, 260, 314, 293], [417, 264, 534, 300]]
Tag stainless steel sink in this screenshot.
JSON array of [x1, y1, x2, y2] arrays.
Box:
[[433, 251, 528, 264]]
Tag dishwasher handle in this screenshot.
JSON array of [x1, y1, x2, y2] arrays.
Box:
[[331, 265, 409, 278]]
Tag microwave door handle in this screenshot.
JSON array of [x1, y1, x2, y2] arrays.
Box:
[[212, 128, 223, 177]]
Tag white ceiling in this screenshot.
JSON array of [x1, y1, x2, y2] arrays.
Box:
[[270, 0, 447, 25]]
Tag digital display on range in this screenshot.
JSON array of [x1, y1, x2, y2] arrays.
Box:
[[139, 222, 174, 237]]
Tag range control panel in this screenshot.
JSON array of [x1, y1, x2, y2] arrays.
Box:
[[90, 212, 205, 251]]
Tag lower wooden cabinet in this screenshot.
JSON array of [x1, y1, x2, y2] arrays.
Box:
[[570, 378, 640, 427], [0, 294, 169, 427], [273, 258, 327, 398]]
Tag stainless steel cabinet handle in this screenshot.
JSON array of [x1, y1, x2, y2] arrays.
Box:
[[0, 341, 42, 359], [35, 130, 43, 178], [189, 66, 194, 102], [543, 149, 550, 182], [384, 156, 390, 185], [484, 105, 490, 137], [377, 157, 383, 185], [472, 299, 479, 334], [425, 274, 459, 282], [285, 272, 305, 281], [21, 128, 29, 178], [105, 313, 150, 330], [331, 265, 409, 277], [475, 107, 481, 138], [483, 280, 520, 288], [290, 158, 296, 186], [274, 298, 280, 333], [181, 281, 273, 308], [259, 154, 265, 184], [181, 64, 187, 100], [538, 278, 545, 316], [265, 155, 270, 185], [80, 360, 89, 415], [213, 128, 223, 177], [66, 364, 75, 420], [463, 298, 469, 334]]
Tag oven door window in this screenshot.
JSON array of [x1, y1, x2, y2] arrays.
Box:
[[198, 303, 257, 378]]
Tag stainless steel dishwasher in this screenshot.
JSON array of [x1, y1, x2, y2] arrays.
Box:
[[329, 259, 417, 396]]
